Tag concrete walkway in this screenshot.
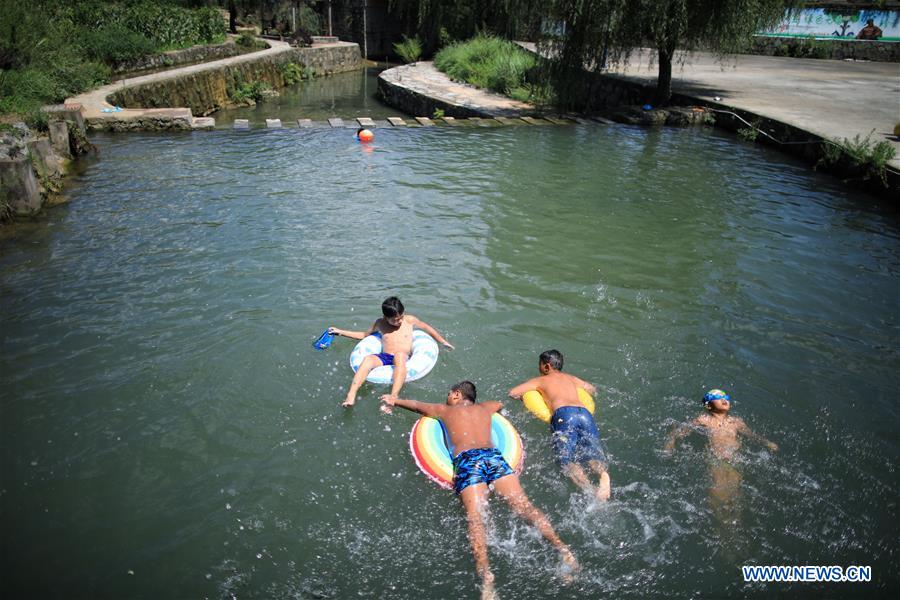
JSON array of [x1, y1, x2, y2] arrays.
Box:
[[378, 62, 534, 117], [523, 44, 900, 171], [66, 39, 356, 128]]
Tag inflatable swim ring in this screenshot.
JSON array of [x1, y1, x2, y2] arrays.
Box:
[[409, 413, 524, 490], [522, 388, 595, 423], [349, 330, 439, 384]]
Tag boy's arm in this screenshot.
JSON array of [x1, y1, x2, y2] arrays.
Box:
[[508, 377, 543, 399], [408, 315, 454, 349], [737, 419, 778, 452], [664, 418, 699, 454], [329, 320, 377, 340], [380, 395, 446, 419]]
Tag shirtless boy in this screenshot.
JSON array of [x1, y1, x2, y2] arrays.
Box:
[[665, 389, 778, 522], [664, 389, 778, 460], [381, 382, 578, 600], [509, 350, 611, 502], [329, 297, 453, 407]]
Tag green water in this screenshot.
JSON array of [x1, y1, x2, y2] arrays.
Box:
[[213, 64, 402, 126], [1, 123, 898, 599]]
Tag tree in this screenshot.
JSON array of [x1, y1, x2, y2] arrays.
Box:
[[530, 0, 796, 107]]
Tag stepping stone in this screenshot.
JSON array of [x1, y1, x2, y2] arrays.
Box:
[[441, 117, 458, 126], [570, 116, 594, 125], [266, 119, 282, 128], [387, 117, 407, 126], [544, 116, 571, 125], [494, 117, 520, 126], [414, 117, 434, 126], [591, 116, 615, 125], [297, 119, 313, 128], [328, 117, 344, 128], [520, 116, 547, 125], [357, 117, 376, 128], [233, 119, 250, 129], [192, 117, 215, 130]]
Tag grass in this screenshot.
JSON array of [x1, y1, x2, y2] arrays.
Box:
[[818, 132, 897, 186], [434, 35, 537, 96]]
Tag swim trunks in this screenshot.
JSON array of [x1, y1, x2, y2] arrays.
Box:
[[374, 352, 394, 366], [452, 447, 514, 495], [550, 406, 607, 466]]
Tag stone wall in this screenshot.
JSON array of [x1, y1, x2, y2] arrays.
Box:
[[113, 40, 245, 76], [1, 109, 87, 219], [108, 45, 361, 118], [750, 35, 900, 62]]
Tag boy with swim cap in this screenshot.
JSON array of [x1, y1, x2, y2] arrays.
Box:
[[665, 389, 778, 523], [508, 350, 611, 502], [381, 382, 578, 600], [664, 389, 778, 459], [329, 296, 453, 407]]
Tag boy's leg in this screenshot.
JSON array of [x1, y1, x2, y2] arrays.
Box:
[[388, 353, 408, 399], [491, 475, 578, 571], [343, 354, 382, 407], [562, 462, 599, 497], [458, 484, 496, 600], [587, 460, 611, 501]]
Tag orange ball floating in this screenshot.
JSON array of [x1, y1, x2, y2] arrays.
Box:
[[358, 128, 374, 143]]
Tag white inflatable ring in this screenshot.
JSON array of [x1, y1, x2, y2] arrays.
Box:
[[349, 330, 439, 384]]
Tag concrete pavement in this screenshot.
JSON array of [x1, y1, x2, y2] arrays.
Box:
[[603, 49, 900, 171]]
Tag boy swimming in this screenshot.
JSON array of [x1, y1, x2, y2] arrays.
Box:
[[664, 389, 778, 460], [328, 297, 453, 407], [509, 350, 611, 502], [664, 389, 778, 524], [381, 382, 578, 600]]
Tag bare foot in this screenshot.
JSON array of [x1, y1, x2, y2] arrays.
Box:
[[559, 547, 580, 584], [480, 570, 497, 600], [379, 403, 393, 415], [596, 472, 611, 501], [341, 395, 356, 408]]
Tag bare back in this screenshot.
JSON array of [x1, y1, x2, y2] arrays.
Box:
[[440, 402, 501, 455], [534, 371, 586, 412]]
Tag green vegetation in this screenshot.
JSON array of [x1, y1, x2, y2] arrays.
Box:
[[394, 36, 423, 64], [279, 62, 316, 86], [818, 132, 897, 186], [434, 35, 535, 94], [230, 81, 272, 105], [0, 0, 225, 116], [737, 119, 762, 142], [432, 107, 445, 119], [772, 37, 831, 59]]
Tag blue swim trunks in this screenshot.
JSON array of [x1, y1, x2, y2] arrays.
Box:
[[452, 447, 514, 495], [550, 406, 608, 466], [374, 352, 394, 366]]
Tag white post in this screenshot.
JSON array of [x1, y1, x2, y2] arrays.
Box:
[[363, 0, 368, 58], [328, 1, 333, 37]]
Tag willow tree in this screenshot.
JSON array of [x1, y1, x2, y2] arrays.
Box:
[[529, 0, 796, 107], [388, 0, 539, 54]]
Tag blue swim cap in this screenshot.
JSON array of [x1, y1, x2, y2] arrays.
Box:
[[703, 389, 730, 404]]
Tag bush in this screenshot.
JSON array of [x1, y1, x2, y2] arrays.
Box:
[[237, 31, 258, 48], [231, 81, 271, 105], [394, 36, 422, 64], [280, 62, 304, 86], [434, 35, 537, 96], [818, 132, 898, 186], [81, 25, 156, 66]]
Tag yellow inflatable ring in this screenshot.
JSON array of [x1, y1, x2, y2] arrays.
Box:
[[522, 388, 595, 423]]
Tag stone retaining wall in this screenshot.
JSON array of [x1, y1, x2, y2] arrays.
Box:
[[750, 35, 900, 62], [113, 40, 245, 76], [109, 44, 361, 119]]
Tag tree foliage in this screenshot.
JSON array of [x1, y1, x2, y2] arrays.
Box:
[[524, 0, 796, 107]]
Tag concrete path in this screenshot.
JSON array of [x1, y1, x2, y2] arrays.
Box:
[[66, 39, 356, 128], [378, 62, 534, 117], [522, 43, 900, 171]]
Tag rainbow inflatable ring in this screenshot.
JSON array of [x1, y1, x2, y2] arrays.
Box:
[[409, 413, 524, 490]]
